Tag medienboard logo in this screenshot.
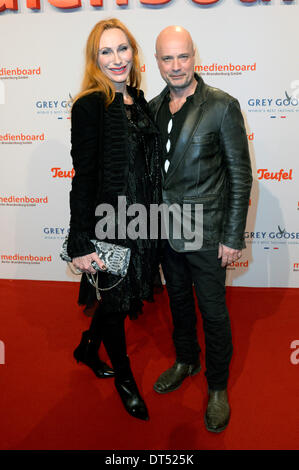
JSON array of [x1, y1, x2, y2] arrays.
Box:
[[43, 227, 69, 240], [0, 67, 41, 80], [0, 133, 45, 144], [196, 62, 256, 77], [0, 195, 48, 207], [227, 260, 249, 271], [1, 254, 52, 265], [247, 90, 299, 117]]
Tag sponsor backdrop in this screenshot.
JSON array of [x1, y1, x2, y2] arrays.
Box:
[[0, 0, 298, 287]]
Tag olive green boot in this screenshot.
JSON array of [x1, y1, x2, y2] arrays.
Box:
[[204, 389, 230, 433], [153, 360, 201, 394]]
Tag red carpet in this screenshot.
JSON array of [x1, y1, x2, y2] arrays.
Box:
[[0, 279, 298, 450]]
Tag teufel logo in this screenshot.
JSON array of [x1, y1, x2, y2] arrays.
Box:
[[51, 167, 75, 178], [257, 169, 293, 181]]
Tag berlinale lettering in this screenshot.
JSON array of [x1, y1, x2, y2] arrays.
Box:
[[257, 169, 293, 181], [0, 0, 294, 13]]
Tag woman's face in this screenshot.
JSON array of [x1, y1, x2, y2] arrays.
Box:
[[98, 28, 133, 86]]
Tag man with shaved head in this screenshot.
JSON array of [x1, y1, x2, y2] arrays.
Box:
[[150, 26, 252, 433]]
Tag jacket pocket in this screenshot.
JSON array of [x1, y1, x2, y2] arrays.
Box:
[[182, 194, 220, 207], [191, 133, 218, 145], [189, 133, 219, 160], [183, 194, 217, 202]]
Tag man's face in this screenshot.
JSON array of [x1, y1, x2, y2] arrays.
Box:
[[155, 32, 195, 90]]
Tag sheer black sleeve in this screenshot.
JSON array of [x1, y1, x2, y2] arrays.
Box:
[[67, 93, 103, 258]]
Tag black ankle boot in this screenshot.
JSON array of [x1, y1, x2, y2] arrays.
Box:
[[73, 331, 115, 379], [114, 358, 149, 421]]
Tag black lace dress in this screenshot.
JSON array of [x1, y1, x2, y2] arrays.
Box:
[[79, 101, 160, 318]]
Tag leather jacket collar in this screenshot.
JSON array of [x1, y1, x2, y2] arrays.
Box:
[[152, 74, 208, 120], [152, 74, 209, 187]]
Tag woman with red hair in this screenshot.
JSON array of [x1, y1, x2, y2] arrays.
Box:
[[67, 18, 161, 421]]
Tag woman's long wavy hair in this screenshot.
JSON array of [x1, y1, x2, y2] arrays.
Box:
[[73, 18, 141, 107]]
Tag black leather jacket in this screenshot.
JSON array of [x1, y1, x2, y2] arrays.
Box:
[[149, 75, 253, 251]]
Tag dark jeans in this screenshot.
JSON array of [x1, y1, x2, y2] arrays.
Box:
[[161, 242, 233, 391]]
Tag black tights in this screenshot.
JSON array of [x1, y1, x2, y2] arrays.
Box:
[[88, 306, 131, 379]]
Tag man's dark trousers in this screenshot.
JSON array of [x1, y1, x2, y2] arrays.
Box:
[[162, 241, 233, 391]]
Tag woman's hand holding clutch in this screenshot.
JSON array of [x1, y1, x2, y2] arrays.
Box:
[[72, 252, 107, 274]]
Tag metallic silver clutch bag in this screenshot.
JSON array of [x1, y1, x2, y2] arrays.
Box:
[[60, 236, 131, 300]]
